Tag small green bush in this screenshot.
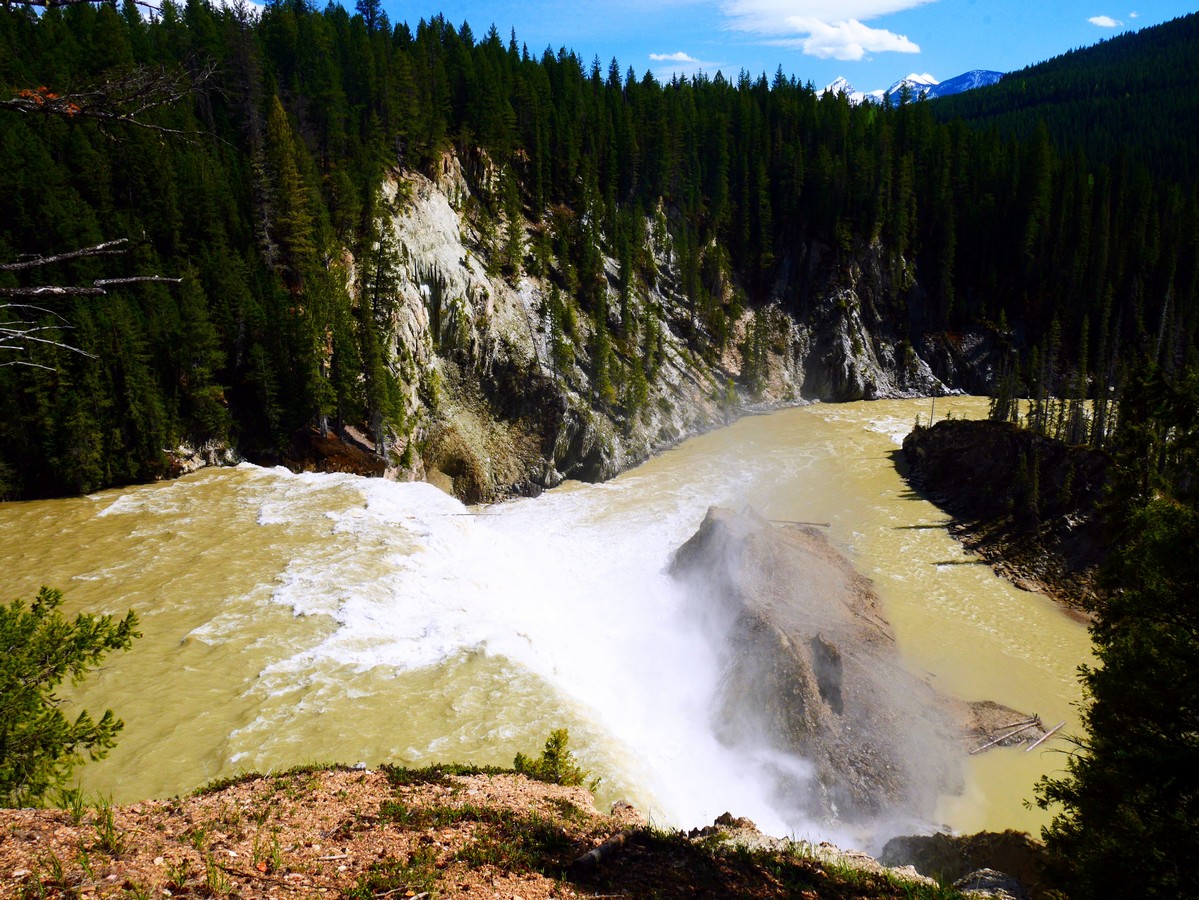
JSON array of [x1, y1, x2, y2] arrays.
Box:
[[513, 729, 598, 790]]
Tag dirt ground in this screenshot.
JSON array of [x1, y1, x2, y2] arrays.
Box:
[[0, 765, 956, 899]]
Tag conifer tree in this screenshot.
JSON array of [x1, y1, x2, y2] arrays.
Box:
[[591, 300, 615, 407], [1, 587, 140, 807], [1037, 366, 1199, 898], [264, 96, 317, 294]]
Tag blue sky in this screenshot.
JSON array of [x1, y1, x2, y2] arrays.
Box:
[[379, 0, 1197, 92]]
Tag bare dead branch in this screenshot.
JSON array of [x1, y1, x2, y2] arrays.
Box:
[[93, 275, 184, 288], [4, 0, 164, 13], [0, 302, 73, 322], [0, 286, 108, 297], [1, 237, 182, 364], [1, 303, 97, 365], [0, 62, 218, 138], [0, 239, 131, 272], [0, 276, 182, 297]]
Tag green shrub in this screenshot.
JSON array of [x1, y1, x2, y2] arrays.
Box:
[[513, 729, 597, 790]]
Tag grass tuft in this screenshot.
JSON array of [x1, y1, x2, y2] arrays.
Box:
[[381, 762, 511, 789], [345, 846, 439, 900]]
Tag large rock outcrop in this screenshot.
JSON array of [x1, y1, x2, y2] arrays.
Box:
[[377, 158, 737, 499], [902, 418, 1111, 607], [880, 830, 1049, 899], [669, 507, 1040, 826]]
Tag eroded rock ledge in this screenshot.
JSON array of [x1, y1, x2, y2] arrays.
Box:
[[901, 418, 1111, 610], [0, 767, 965, 899]]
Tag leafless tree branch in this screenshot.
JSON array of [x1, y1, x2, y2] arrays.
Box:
[[0, 241, 182, 364], [0, 62, 218, 138], [0, 239, 132, 272], [3, 0, 164, 13], [0, 276, 183, 297], [1, 303, 96, 366], [0, 19, 212, 365]]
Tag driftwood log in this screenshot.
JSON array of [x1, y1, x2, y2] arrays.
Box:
[[572, 830, 637, 871]]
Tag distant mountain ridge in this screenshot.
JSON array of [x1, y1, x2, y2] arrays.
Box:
[[928, 11, 1199, 187], [824, 69, 1003, 105], [926, 70, 1006, 98]]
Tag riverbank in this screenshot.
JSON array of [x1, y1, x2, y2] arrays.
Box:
[[0, 765, 969, 899], [900, 418, 1111, 612]]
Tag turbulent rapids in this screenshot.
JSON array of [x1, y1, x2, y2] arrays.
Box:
[[0, 398, 1090, 846]]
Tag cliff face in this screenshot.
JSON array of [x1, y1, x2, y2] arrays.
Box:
[[775, 238, 956, 401], [374, 155, 739, 499], [293, 151, 1002, 501]]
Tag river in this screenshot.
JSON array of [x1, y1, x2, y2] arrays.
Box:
[[1, 397, 1090, 846]]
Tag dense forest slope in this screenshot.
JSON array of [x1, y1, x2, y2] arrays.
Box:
[[931, 12, 1199, 187], [1, 2, 1196, 499]]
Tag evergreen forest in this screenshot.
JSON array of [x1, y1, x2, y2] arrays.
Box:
[[932, 12, 1199, 188], [1, 1, 1197, 499]]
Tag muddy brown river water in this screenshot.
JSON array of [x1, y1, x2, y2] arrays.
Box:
[[1, 398, 1090, 845]]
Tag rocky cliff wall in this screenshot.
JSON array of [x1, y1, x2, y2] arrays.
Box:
[[314, 152, 1002, 501]]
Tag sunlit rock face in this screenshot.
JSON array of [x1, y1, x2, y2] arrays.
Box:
[[340, 151, 998, 502]]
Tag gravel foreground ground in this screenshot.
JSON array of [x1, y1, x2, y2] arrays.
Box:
[[0, 765, 965, 899]]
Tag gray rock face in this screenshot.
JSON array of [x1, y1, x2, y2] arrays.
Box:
[[880, 830, 1047, 898], [375, 161, 737, 499], [774, 238, 960, 401], [668, 508, 1044, 829], [954, 867, 1032, 899], [165, 440, 239, 478], [355, 152, 1000, 502]]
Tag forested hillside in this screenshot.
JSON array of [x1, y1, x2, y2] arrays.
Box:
[[1, 0, 1197, 498], [931, 12, 1199, 188]]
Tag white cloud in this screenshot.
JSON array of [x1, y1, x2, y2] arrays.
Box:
[[723, 0, 935, 34], [767, 17, 919, 60], [1129, 10, 1139, 17], [649, 51, 723, 80], [1088, 15, 1123, 27], [721, 0, 931, 60]]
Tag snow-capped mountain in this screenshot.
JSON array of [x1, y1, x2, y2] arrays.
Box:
[[925, 69, 1004, 99], [823, 69, 1003, 105], [823, 76, 869, 104], [886, 72, 939, 100]]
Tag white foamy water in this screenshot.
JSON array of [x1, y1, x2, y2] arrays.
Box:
[[223, 453, 821, 837], [1, 398, 1091, 844]]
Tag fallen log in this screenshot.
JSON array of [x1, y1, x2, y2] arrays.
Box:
[[572, 830, 637, 870], [998, 717, 1041, 730], [1025, 721, 1066, 753], [969, 718, 1042, 755]]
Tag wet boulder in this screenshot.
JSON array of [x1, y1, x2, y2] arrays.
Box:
[[669, 507, 1037, 825]]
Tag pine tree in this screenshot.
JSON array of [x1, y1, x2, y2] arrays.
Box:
[[1036, 363, 1199, 898], [264, 96, 317, 294], [357, 203, 405, 450], [1, 587, 140, 807], [591, 300, 615, 407]]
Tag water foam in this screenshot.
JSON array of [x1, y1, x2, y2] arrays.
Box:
[[229, 455, 834, 839]]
